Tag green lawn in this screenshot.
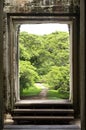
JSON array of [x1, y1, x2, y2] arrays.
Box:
[[47, 89, 69, 99], [20, 84, 69, 100], [21, 86, 41, 97]]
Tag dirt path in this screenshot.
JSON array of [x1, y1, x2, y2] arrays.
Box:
[[35, 83, 48, 99], [21, 83, 48, 100]]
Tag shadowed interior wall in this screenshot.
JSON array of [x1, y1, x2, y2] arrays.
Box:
[[80, 0, 86, 130], [0, 0, 4, 129]]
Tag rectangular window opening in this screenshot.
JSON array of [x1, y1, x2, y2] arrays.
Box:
[[18, 22, 72, 102]]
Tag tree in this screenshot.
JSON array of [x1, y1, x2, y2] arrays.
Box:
[[19, 60, 39, 93], [19, 31, 70, 98], [45, 65, 70, 92]]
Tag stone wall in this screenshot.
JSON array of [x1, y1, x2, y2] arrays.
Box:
[[3, 0, 80, 113], [0, 0, 4, 129], [4, 0, 80, 13]]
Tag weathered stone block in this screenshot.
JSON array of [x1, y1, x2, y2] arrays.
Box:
[[3, 0, 80, 13]]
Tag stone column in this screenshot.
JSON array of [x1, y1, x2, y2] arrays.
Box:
[[80, 0, 86, 129], [0, 0, 4, 129]]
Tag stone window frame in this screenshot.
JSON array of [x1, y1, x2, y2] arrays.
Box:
[[7, 14, 79, 117]]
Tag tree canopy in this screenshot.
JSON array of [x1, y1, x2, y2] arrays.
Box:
[[19, 31, 70, 99]]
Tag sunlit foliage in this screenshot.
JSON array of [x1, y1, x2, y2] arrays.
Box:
[[19, 31, 70, 99]]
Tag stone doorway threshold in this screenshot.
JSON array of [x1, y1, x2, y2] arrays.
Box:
[[4, 125, 81, 130], [16, 99, 71, 104]]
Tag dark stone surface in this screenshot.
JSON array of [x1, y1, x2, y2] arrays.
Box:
[[0, 0, 4, 129], [4, 0, 80, 13], [4, 125, 80, 130], [80, 0, 86, 130]]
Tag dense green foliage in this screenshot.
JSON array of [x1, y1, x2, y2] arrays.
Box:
[[19, 31, 70, 99], [19, 60, 39, 94]]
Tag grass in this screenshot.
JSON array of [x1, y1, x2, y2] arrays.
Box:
[[21, 86, 41, 97], [47, 89, 69, 100], [20, 83, 69, 100]]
